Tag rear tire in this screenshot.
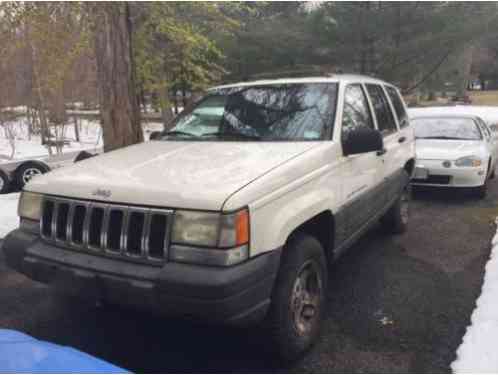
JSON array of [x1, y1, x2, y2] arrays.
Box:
[[381, 186, 410, 234], [0, 169, 10, 194], [265, 233, 327, 362]]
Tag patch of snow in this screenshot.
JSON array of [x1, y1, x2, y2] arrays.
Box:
[[0, 193, 20, 238], [0, 117, 102, 162], [408, 105, 498, 125], [452, 217, 498, 373]]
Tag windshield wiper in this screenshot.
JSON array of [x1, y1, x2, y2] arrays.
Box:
[[417, 136, 474, 140], [162, 130, 198, 138], [201, 131, 261, 140]]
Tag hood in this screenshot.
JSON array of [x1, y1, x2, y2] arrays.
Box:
[[415, 139, 485, 160], [26, 141, 319, 210]]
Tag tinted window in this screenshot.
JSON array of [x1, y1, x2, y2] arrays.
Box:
[[366, 84, 397, 135], [385, 86, 408, 128], [165, 83, 338, 141], [411, 117, 482, 140], [341, 84, 373, 139]]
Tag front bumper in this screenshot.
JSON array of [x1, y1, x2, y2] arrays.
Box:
[[2, 229, 281, 326], [411, 159, 487, 187]]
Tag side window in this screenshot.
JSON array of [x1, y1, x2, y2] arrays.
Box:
[[385, 86, 408, 128], [478, 118, 491, 139], [366, 84, 397, 136], [341, 84, 374, 139]]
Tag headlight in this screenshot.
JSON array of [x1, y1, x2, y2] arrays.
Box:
[[172, 211, 220, 247], [18, 192, 43, 221], [170, 208, 250, 266], [455, 155, 482, 167]]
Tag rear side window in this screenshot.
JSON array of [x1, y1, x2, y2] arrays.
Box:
[[366, 84, 398, 136], [385, 86, 408, 128], [341, 84, 374, 139], [477, 118, 491, 139]]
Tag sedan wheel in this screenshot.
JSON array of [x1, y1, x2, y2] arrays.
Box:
[[22, 168, 43, 184], [15, 162, 49, 188]]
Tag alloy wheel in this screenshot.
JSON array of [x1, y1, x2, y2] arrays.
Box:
[[290, 260, 323, 336]]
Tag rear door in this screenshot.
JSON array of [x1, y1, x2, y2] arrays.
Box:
[[365, 84, 403, 207]]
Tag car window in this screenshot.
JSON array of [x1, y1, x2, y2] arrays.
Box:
[[341, 84, 374, 140], [385, 86, 408, 128], [411, 117, 482, 140], [366, 84, 398, 136], [477, 118, 491, 139]]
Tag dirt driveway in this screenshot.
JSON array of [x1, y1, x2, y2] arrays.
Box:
[[1, 180, 496, 373]]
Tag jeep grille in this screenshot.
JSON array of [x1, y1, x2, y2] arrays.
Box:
[[40, 196, 172, 264]]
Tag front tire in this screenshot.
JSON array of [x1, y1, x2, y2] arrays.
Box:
[[476, 180, 488, 199], [381, 186, 410, 234], [265, 233, 327, 362]]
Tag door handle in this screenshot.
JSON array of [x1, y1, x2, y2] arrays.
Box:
[[377, 148, 387, 156], [398, 136, 406, 143]]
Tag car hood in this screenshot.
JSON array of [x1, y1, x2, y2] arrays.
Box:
[[415, 139, 484, 160], [26, 141, 319, 210]]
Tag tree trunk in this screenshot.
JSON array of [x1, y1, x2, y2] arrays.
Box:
[[159, 89, 174, 131], [456, 44, 475, 99], [93, 2, 143, 152], [73, 116, 80, 142]]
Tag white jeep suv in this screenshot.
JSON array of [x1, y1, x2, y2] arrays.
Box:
[[2, 75, 415, 360]]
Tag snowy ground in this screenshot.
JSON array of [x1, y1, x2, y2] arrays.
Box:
[[0, 117, 102, 162], [0, 193, 19, 238], [452, 218, 498, 373], [0, 116, 163, 162]]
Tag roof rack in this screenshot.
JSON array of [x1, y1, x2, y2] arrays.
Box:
[[245, 66, 335, 81]]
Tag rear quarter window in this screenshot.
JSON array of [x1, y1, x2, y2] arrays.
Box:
[[365, 84, 398, 136], [385, 86, 409, 128]]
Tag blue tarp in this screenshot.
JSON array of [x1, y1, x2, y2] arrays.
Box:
[[0, 329, 128, 373]]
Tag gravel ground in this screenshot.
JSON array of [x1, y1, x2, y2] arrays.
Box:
[[0, 180, 496, 373]]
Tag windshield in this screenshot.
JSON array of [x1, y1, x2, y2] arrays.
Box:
[[412, 117, 482, 141], [161, 83, 338, 141]]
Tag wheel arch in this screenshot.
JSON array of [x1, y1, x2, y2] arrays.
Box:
[[284, 210, 335, 263], [404, 158, 415, 178], [14, 160, 51, 175]]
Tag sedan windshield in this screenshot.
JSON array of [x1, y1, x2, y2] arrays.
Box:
[[160, 83, 338, 141], [412, 117, 482, 141]]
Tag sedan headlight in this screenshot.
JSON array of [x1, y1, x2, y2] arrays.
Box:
[[170, 208, 250, 266], [455, 155, 482, 167], [18, 192, 43, 221]]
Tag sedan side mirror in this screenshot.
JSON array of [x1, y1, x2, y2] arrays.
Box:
[[342, 127, 383, 156]]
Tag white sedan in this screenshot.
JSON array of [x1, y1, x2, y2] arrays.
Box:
[[409, 113, 496, 198]]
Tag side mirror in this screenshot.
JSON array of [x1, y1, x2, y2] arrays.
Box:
[[149, 131, 162, 141], [342, 127, 383, 156]]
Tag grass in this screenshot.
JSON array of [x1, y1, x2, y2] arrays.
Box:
[[469, 91, 498, 106], [406, 90, 498, 107]]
